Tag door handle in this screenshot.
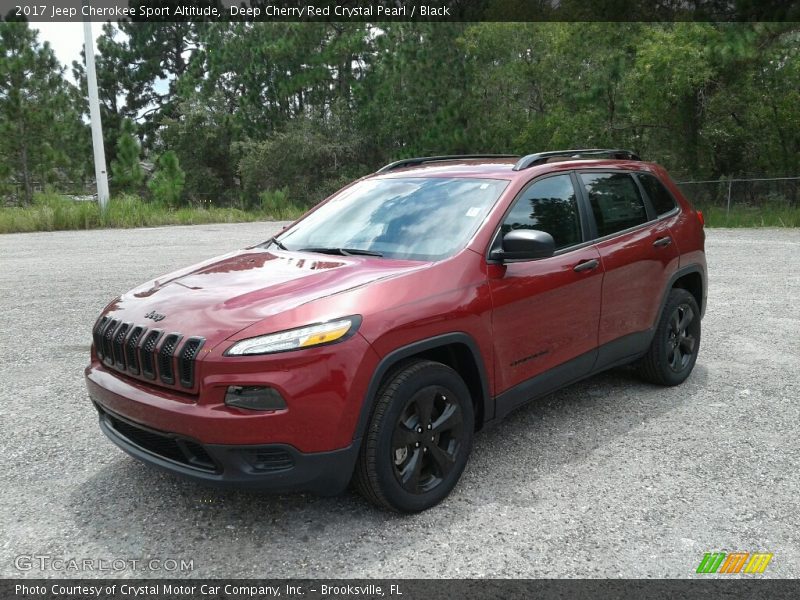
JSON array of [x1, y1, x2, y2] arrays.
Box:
[[653, 236, 672, 248], [573, 259, 599, 273]]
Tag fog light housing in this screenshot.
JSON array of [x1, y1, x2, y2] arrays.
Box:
[[225, 386, 287, 411]]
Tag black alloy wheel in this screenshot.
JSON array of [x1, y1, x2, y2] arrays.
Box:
[[354, 359, 474, 512], [391, 386, 465, 494], [638, 288, 702, 386], [666, 303, 698, 373]]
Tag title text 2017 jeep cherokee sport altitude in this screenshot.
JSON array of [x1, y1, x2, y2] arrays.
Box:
[[86, 149, 706, 512]]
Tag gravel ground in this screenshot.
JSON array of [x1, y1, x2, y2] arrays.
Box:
[[0, 225, 798, 579]]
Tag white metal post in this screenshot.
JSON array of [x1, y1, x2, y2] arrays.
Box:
[[82, 8, 109, 210]]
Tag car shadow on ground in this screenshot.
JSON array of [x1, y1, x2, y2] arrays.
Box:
[[68, 363, 703, 574]]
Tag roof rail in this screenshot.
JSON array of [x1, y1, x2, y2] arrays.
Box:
[[376, 154, 518, 173], [512, 149, 641, 171]]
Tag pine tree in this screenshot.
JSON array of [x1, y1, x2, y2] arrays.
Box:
[[0, 21, 88, 204], [110, 119, 144, 193], [148, 151, 185, 208]]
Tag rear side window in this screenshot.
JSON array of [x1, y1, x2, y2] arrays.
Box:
[[638, 172, 678, 216], [580, 173, 647, 237], [501, 174, 582, 250]]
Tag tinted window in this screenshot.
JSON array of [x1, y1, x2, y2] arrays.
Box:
[[501, 174, 582, 250], [581, 173, 647, 237], [638, 172, 677, 215]]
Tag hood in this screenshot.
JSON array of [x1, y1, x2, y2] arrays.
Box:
[[104, 248, 427, 347]]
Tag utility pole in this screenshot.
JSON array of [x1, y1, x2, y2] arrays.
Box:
[[82, 6, 109, 210]]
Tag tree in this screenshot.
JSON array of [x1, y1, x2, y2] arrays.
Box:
[[72, 22, 133, 168], [158, 92, 239, 205], [74, 10, 216, 150], [148, 150, 185, 207], [0, 21, 88, 204], [356, 24, 474, 157], [110, 119, 144, 193]]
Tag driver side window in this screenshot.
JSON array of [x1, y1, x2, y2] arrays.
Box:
[[501, 174, 582, 250]]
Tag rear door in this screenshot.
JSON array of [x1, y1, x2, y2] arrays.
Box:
[[489, 173, 603, 396], [578, 171, 680, 351]]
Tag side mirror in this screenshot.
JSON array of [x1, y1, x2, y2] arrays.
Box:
[[491, 229, 555, 262]]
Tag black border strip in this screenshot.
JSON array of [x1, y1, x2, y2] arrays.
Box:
[[3, 0, 799, 22]]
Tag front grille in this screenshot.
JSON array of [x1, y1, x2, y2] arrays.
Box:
[[91, 319, 205, 391], [102, 410, 217, 473]]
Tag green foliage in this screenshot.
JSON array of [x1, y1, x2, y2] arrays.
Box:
[[0, 192, 286, 234], [257, 188, 304, 220], [3, 21, 800, 221], [0, 21, 89, 204], [148, 150, 186, 207], [110, 119, 144, 193], [159, 92, 239, 204], [702, 205, 800, 228], [237, 115, 365, 208]]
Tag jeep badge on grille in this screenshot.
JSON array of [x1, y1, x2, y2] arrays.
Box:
[[144, 310, 166, 322]]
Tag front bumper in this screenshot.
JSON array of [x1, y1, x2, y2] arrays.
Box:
[[94, 402, 358, 494]]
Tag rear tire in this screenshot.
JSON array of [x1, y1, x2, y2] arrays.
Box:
[[354, 359, 474, 512], [638, 288, 701, 386]]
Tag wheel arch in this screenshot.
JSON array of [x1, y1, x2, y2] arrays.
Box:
[[671, 269, 705, 316], [353, 333, 492, 444], [654, 264, 706, 329]]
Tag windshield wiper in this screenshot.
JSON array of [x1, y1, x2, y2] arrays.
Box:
[[265, 236, 288, 250], [299, 247, 383, 257]]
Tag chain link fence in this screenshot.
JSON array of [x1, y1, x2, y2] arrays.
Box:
[[676, 176, 800, 214]]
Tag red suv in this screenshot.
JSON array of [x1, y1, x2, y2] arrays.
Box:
[[86, 149, 706, 512]]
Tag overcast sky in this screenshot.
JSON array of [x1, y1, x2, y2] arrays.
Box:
[[34, 22, 107, 82]]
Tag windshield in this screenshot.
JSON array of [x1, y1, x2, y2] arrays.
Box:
[[277, 177, 509, 260]]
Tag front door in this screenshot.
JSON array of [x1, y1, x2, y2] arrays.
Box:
[[489, 173, 604, 396]]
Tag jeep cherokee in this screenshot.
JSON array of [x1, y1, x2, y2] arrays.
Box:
[[86, 149, 707, 512]]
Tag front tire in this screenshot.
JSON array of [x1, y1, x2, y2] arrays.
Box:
[[638, 288, 701, 386], [354, 359, 474, 512]]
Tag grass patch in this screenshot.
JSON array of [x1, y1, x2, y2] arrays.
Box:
[[0, 192, 305, 234], [702, 204, 800, 227]]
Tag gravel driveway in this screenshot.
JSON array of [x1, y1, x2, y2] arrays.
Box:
[[0, 225, 797, 578]]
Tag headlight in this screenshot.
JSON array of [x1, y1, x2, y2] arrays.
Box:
[[224, 316, 361, 356]]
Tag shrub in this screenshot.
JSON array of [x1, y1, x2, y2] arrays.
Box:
[[236, 116, 367, 209], [148, 151, 186, 208], [257, 188, 303, 220], [110, 120, 144, 193]]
